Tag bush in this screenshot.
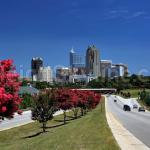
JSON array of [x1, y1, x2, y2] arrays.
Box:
[[0, 59, 22, 120], [32, 90, 58, 132], [31, 88, 101, 132], [20, 93, 33, 109], [143, 93, 150, 106]]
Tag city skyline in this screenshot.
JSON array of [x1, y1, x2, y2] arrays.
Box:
[[30, 46, 128, 84], [0, 0, 150, 76], [0, 45, 148, 77]]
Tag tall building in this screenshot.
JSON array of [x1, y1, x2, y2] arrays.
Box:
[[31, 57, 43, 81], [115, 64, 128, 77], [86, 45, 101, 77], [111, 64, 128, 78], [100, 60, 112, 78], [70, 48, 85, 68], [38, 66, 53, 83], [69, 48, 86, 75], [56, 67, 71, 83]]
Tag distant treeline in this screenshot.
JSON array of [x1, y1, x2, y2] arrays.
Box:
[[21, 74, 150, 90], [88, 74, 150, 90]]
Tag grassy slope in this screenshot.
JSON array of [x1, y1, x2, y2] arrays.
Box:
[[0, 99, 120, 150], [122, 89, 150, 98], [121, 89, 150, 110]]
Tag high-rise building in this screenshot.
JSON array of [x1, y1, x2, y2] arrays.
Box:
[[31, 57, 43, 81], [111, 64, 128, 78], [56, 67, 71, 83], [86, 45, 101, 77], [115, 64, 128, 77], [70, 48, 85, 68], [38, 66, 53, 83], [100, 60, 112, 78]]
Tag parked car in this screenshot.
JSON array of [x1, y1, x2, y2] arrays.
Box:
[[138, 107, 145, 112], [123, 105, 131, 111], [133, 104, 138, 109]]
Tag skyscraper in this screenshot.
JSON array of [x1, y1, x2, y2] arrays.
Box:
[[86, 45, 101, 77], [38, 66, 53, 83], [110, 64, 128, 78], [70, 48, 85, 68], [31, 57, 43, 81], [100, 60, 112, 78], [56, 67, 71, 83]]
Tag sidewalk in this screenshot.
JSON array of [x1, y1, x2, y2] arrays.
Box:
[[0, 110, 67, 131], [105, 96, 150, 150]]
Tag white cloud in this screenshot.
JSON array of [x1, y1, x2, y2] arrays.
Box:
[[105, 10, 149, 20], [132, 11, 146, 18]]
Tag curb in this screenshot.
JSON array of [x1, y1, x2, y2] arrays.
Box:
[[104, 96, 150, 150]]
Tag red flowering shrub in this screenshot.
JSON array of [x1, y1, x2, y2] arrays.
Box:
[[55, 88, 101, 122], [0, 59, 22, 120], [73, 90, 101, 116], [32, 88, 101, 131], [55, 89, 73, 124]]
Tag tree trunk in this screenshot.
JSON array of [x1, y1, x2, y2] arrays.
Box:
[[81, 108, 84, 116], [42, 122, 46, 132], [84, 109, 87, 115], [73, 108, 78, 119], [64, 111, 66, 124]]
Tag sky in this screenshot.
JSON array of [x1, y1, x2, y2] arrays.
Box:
[[0, 0, 150, 77]]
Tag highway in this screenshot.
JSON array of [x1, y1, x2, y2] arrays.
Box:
[[107, 95, 150, 148]]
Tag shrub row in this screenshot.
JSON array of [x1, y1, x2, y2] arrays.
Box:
[[31, 88, 101, 132]]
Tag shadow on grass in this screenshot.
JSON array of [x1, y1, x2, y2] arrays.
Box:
[[66, 115, 75, 119], [54, 115, 83, 123], [54, 118, 75, 122], [22, 131, 49, 139], [45, 123, 67, 129], [22, 122, 69, 139]]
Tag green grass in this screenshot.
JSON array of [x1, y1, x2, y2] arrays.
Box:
[[121, 89, 150, 98], [0, 99, 120, 150]]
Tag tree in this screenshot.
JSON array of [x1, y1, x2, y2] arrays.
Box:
[[75, 90, 101, 116], [144, 93, 150, 106], [56, 89, 73, 124], [34, 81, 50, 89], [140, 89, 147, 101], [32, 90, 58, 132], [20, 93, 33, 109], [0, 59, 22, 120], [70, 90, 79, 119]]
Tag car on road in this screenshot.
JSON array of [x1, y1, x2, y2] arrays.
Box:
[[133, 104, 138, 109], [114, 99, 117, 102], [138, 107, 145, 112], [123, 105, 131, 111]]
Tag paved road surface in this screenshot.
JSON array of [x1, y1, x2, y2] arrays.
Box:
[[107, 95, 150, 148], [0, 110, 65, 131]]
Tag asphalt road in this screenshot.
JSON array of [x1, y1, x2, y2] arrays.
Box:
[[0, 110, 65, 131], [107, 95, 150, 148]]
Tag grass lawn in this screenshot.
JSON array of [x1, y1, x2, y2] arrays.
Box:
[[121, 89, 150, 98], [0, 98, 120, 150]]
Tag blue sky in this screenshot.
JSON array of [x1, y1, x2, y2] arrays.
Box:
[[0, 0, 150, 76]]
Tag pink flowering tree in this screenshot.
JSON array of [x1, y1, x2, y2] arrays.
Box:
[[56, 89, 73, 124], [0, 59, 22, 120]]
